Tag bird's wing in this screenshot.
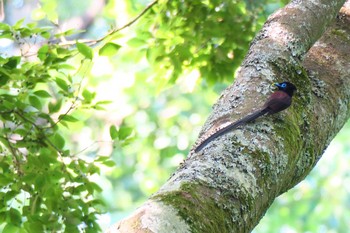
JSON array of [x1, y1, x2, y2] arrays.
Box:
[[264, 91, 292, 113]]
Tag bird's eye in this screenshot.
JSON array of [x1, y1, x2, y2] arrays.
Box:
[[281, 83, 287, 88]]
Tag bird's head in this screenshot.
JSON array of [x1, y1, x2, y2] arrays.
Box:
[[274, 82, 297, 96]]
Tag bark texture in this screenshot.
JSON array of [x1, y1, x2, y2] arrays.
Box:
[[107, 0, 350, 232]]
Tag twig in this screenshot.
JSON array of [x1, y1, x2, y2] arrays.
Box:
[[1, 134, 22, 173], [59, 0, 158, 46], [48, 59, 91, 129], [71, 140, 113, 156]]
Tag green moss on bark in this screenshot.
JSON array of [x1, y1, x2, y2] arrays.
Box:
[[152, 182, 243, 233]]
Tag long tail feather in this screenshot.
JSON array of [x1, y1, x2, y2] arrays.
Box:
[[194, 108, 269, 152]]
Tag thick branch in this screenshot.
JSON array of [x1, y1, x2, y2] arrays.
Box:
[[107, 0, 349, 232]]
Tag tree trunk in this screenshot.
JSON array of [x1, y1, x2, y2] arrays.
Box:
[[107, 0, 350, 232]]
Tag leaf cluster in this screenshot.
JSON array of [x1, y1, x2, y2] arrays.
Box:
[[0, 21, 115, 232], [129, 0, 271, 84]]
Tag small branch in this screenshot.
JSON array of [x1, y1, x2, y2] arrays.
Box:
[[49, 60, 91, 129], [108, 0, 158, 34], [14, 110, 38, 127], [71, 140, 113, 156], [49, 100, 78, 129], [1, 134, 22, 174], [59, 0, 158, 46]]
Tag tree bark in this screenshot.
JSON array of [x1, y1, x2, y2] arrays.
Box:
[[107, 0, 350, 232]]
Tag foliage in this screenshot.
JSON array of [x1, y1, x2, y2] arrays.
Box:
[[131, 0, 278, 85], [0, 20, 115, 232]]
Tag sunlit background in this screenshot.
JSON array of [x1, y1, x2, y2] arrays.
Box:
[[1, 0, 349, 232]]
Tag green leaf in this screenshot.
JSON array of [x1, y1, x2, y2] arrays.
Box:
[[48, 99, 62, 113], [95, 100, 112, 105], [4, 56, 21, 69], [93, 105, 106, 110], [29, 95, 42, 110], [23, 222, 43, 232], [98, 42, 121, 56], [40, 31, 51, 39], [127, 38, 146, 47], [57, 64, 75, 70], [21, 173, 38, 183], [59, 115, 79, 122], [4, 192, 17, 204], [77, 42, 93, 59], [86, 182, 102, 193], [0, 211, 6, 222], [18, 27, 32, 38], [0, 23, 11, 31], [91, 182, 103, 192], [59, 120, 68, 128], [0, 174, 12, 185], [56, 47, 72, 56], [82, 89, 95, 104], [39, 148, 58, 164], [55, 28, 83, 38], [33, 90, 51, 98], [94, 156, 116, 167], [13, 19, 25, 29], [0, 66, 12, 82], [102, 160, 116, 167], [35, 176, 45, 189], [3, 223, 19, 233], [27, 22, 37, 29], [0, 31, 12, 39], [94, 100, 112, 110], [37, 45, 49, 61], [0, 73, 10, 87], [55, 78, 68, 91], [109, 125, 118, 140], [51, 133, 65, 150], [8, 208, 21, 226], [118, 126, 133, 140], [87, 164, 100, 175], [94, 156, 110, 162]]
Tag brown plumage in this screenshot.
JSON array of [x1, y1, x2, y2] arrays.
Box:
[[194, 82, 297, 153]]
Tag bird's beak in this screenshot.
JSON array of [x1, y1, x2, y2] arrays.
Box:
[[270, 83, 279, 91]]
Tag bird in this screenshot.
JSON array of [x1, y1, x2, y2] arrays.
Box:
[[194, 81, 297, 153]]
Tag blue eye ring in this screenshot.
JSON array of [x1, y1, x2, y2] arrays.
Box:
[[281, 83, 287, 88]]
